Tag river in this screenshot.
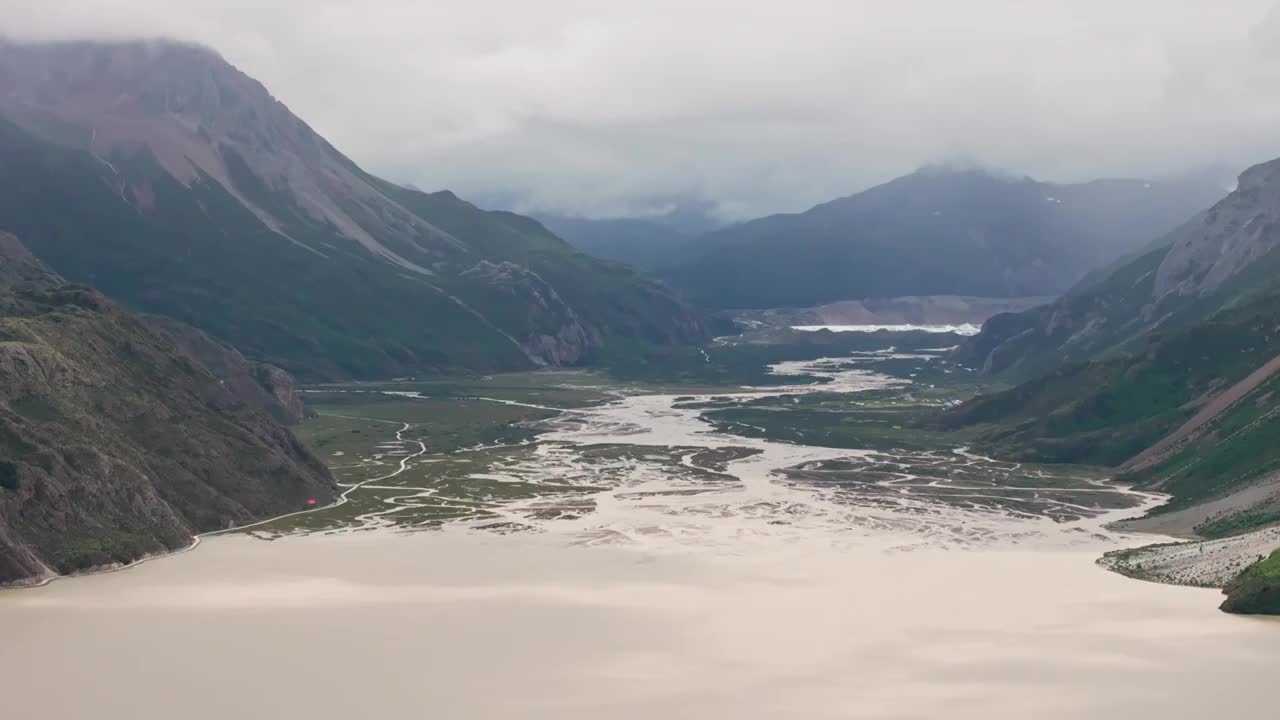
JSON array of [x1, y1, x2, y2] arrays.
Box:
[[1, 356, 1277, 719]]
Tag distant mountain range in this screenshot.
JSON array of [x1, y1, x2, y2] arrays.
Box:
[[0, 40, 706, 381], [631, 168, 1224, 309], [531, 214, 697, 272], [517, 199, 720, 271]]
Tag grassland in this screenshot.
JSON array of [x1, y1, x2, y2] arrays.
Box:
[[247, 376, 594, 535], [695, 347, 1000, 452], [1221, 549, 1280, 614], [248, 368, 780, 536]]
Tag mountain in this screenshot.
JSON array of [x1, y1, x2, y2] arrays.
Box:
[[959, 159, 1280, 379], [0, 40, 706, 381], [943, 295, 1280, 469], [942, 157, 1280, 548], [662, 167, 1225, 309], [0, 232, 336, 585], [527, 199, 721, 270], [145, 314, 308, 425], [531, 214, 695, 271]]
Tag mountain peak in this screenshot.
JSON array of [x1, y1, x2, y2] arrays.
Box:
[[0, 38, 464, 273], [0, 38, 232, 98], [912, 160, 1026, 183], [1234, 156, 1280, 195], [1153, 156, 1280, 299], [664, 165, 1226, 309]]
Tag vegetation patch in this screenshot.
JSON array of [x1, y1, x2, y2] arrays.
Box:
[[1221, 549, 1280, 614]]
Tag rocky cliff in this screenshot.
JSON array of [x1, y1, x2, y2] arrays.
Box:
[[145, 315, 308, 424], [0, 234, 336, 585]]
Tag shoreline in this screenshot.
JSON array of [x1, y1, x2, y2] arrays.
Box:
[[1098, 525, 1280, 590], [3, 416, 429, 592], [5, 484, 1225, 595], [3, 500, 338, 592], [1095, 481, 1280, 595]]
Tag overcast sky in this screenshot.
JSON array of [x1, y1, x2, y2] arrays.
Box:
[[5, 0, 1280, 219]]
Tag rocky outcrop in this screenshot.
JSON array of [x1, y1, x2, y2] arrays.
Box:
[[255, 364, 307, 424], [0, 231, 62, 291], [0, 236, 336, 585], [460, 260, 596, 365], [1155, 159, 1280, 299], [145, 315, 308, 424]]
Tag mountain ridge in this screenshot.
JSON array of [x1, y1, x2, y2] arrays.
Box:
[[0, 39, 707, 381], [958, 157, 1280, 380], [661, 167, 1225, 309], [527, 198, 724, 270]]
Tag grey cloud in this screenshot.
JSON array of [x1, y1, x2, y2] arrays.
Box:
[[3, 0, 1279, 218]]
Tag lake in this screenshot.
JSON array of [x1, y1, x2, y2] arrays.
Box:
[[1, 531, 1276, 719]]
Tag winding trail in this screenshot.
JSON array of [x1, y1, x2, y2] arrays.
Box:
[[224, 415, 430, 533]]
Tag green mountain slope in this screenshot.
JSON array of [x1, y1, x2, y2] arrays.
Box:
[[663, 167, 1223, 309], [0, 41, 705, 381], [0, 233, 336, 585], [1124, 367, 1280, 525], [942, 159, 1280, 577], [942, 296, 1280, 468]]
